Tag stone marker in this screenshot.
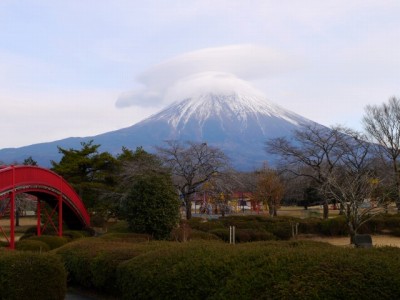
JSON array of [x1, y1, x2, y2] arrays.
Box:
[[353, 234, 372, 248]]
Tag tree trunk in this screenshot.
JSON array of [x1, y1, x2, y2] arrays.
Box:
[[323, 201, 329, 219], [185, 197, 192, 220], [348, 225, 356, 244], [268, 201, 274, 217], [186, 204, 192, 219]]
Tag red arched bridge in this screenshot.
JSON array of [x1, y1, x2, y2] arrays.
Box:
[[0, 165, 90, 249]]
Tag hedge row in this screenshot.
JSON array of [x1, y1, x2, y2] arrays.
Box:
[[117, 241, 400, 299], [0, 250, 67, 299], [54, 237, 161, 294], [188, 214, 400, 239], [188, 215, 294, 241], [54, 237, 400, 299]]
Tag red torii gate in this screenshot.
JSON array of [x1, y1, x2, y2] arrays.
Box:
[[0, 165, 90, 249]]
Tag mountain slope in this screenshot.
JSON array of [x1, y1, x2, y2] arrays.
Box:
[[0, 92, 317, 170]]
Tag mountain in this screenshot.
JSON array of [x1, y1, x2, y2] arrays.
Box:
[[0, 92, 317, 170]]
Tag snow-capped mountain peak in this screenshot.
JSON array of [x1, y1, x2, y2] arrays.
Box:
[[0, 86, 319, 170], [148, 92, 311, 133]]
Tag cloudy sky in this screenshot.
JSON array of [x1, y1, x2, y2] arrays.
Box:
[[1, 1, 399, 149]]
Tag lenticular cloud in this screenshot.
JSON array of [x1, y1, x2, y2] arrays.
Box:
[[164, 72, 266, 104], [115, 44, 299, 108]]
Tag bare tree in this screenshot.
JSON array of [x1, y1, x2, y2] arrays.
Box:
[[320, 129, 385, 242], [363, 97, 400, 211], [322, 169, 384, 242], [266, 124, 345, 218], [157, 141, 229, 219]]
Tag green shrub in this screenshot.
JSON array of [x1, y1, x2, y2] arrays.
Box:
[[187, 217, 205, 228], [0, 241, 9, 248], [268, 224, 293, 240], [117, 240, 400, 300], [198, 215, 294, 242], [382, 214, 400, 230], [249, 229, 276, 241], [107, 221, 130, 233], [0, 251, 66, 299], [54, 238, 99, 288], [189, 219, 225, 232], [99, 232, 152, 243], [298, 217, 321, 234], [16, 239, 51, 252], [91, 213, 106, 227], [190, 229, 220, 241], [209, 228, 230, 241], [320, 216, 348, 236], [90, 247, 143, 294], [27, 235, 70, 249], [122, 174, 180, 239], [18, 225, 38, 240], [63, 230, 90, 240], [55, 238, 165, 293], [117, 242, 238, 299], [169, 220, 192, 242]]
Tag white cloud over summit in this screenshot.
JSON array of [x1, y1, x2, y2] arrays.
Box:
[[115, 45, 300, 108]]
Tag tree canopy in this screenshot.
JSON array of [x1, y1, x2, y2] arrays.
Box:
[[122, 173, 180, 239], [157, 141, 229, 219], [363, 97, 400, 211], [51, 140, 117, 209]]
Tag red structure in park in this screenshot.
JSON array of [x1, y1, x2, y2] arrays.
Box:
[[0, 165, 90, 249]]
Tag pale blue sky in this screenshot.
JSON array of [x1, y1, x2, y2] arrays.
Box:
[[1, 1, 399, 148]]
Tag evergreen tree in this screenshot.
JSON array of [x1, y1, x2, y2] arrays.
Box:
[[122, 173, 180, 239], [51, 140, 117, 210]]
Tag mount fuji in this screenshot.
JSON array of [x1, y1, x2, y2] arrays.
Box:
[[0, 92, 317, 170]]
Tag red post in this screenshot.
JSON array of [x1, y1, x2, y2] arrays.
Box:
[[9, 191, 15, 249], [9, 166, 15, 249], [37, 199, 41, 236], [58, 176, 63, 237], [58, 194, 62, 237]]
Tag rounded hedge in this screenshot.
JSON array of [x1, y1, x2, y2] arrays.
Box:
[[99, 232, 152, 243], [15, 239, 51, 252], [117, 241, 400, 299], [26, 235, 70, 249], [0, 251, 67, 299], [189, 229, 220, 241], [55, 238, 166, 294]]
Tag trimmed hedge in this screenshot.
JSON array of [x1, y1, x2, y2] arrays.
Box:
[[54, 238, 168, 294], [194, 214, 400, 238], [107, 220, 130, 233], [188, 218, 225, 232], [0, 251, 66, 299], [117, 240, 400, 299], [319, 216, 348, 236], [190, 215, 294, 241], [99, 232, 152, 243], [63, 230, 90, 240], [26, 235, 70, 249], [190, 229, 220, 241], [15, 239, 51, 252]]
